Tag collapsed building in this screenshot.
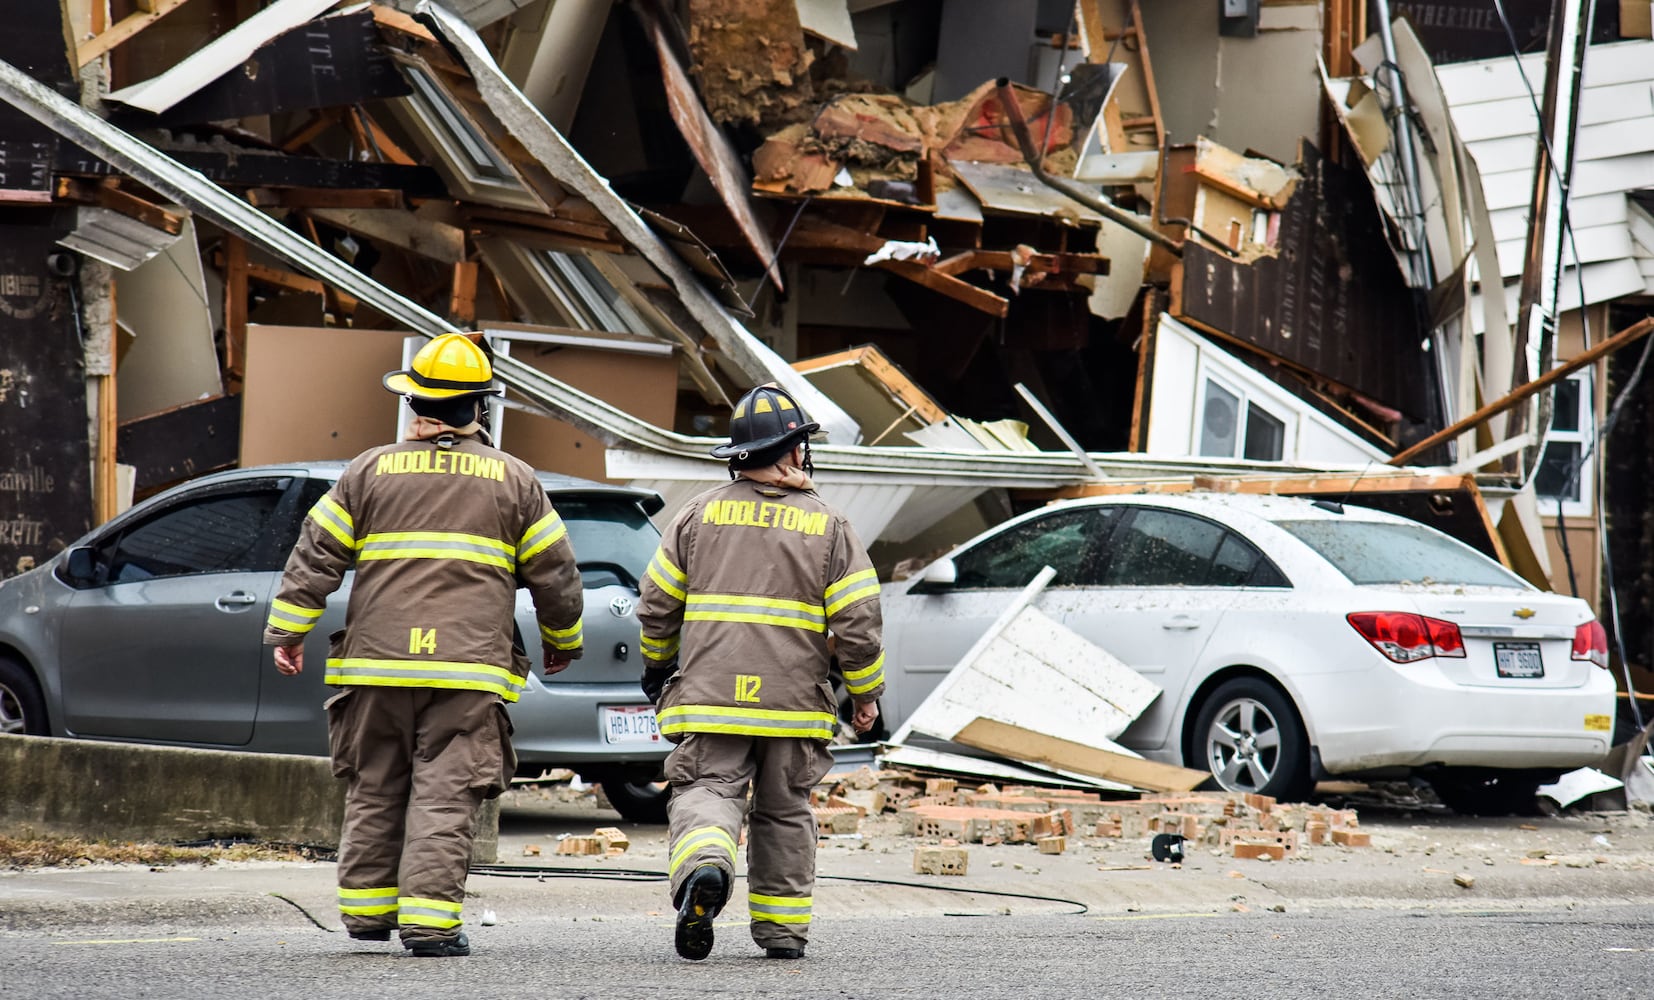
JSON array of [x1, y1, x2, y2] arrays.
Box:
[[0, 0, 1650, 703]]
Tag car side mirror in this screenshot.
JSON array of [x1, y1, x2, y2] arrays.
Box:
[[923, 558, 957, 586], [63, 546, 98, 587], [907, 557, 957, 595]]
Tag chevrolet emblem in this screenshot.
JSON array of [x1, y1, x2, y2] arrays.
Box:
[[1513, 608, 1536, 620]]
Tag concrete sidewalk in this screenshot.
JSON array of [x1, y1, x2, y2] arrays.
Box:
[[7, 788, 1654, 938]]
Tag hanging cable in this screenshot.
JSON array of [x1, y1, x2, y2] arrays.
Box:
[[469, 863, 1089, 914]]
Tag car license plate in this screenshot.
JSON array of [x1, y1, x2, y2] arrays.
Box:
[[1494, 641, 1544, 679], [601, 705, 661, 744]]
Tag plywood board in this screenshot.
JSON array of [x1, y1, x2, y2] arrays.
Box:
[[954, 718, 1209, 792], [499, 334, 679, 484], [240, 325, 411, 466], [114, 216, 222, 422]]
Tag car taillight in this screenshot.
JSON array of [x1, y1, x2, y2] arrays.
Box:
[[1572, 619, 1609, 669], [1347, 611, 1467, 663]]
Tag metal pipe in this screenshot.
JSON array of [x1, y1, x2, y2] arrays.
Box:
[[1371, 0, 1433, 290], [993, 78, 1181, 255]]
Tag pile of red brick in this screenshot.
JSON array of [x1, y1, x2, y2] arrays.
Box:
[[810, 767, 1371, 863]]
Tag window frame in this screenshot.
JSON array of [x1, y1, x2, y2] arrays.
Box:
[[1101, 506, 1292, 590], [1193, 367, 1295, 463], [1534, 369, 1596, 518], [78, 476, 299, 588]]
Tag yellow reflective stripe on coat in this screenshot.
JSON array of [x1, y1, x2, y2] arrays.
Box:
[[842, 650, 886, 695], [647, 548, 688, 602], [339, 885, 398, 916], [748, 893, 812, 925], [684, 594, 826, 632], [308, 494, 356, 549], [325, 658, 529, 702], [658, 704, 837, 740], [397, 896, 462, 929], [357, 530, 514, 570], [640, 632, 680, 662], [669, 826, 738, 877], [540, 620, 583, 651], [517, 511, 567, 562], [268, 598, 325, 634], [824, 567, 880, 617]]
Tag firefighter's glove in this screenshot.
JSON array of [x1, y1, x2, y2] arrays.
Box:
[[641, 659, 676, 705]]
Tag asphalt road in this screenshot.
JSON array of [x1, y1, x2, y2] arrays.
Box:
[[4, 788, 1654, 998]]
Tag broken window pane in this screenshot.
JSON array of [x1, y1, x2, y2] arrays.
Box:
[[1101, 510, 1225, 587], [1200, 379, 1241, 458], [1534, 440, 1583, 503], [952, 508, 1117, 588], [1243, 404, 1286, 461]]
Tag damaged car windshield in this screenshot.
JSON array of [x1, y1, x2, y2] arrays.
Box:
[[1275, 520, 1527, 588]]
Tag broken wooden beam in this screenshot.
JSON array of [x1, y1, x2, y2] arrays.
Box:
[[1388, 317, 1654, 467]]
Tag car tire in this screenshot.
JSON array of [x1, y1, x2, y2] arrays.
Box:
[[600, 778, 671, 824], [1427, 769, 1546, 817], [0, 656, 47, 737], [1190, 677, 1312, 802]]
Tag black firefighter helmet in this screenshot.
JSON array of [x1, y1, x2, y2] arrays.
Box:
[[709, 384, 820, 468]]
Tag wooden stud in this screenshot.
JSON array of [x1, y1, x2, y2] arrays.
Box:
[[76, 0, 194, 66], [449, 260, 478, 327], [280, 111, 339, 154], [222, 235, 248, 391]]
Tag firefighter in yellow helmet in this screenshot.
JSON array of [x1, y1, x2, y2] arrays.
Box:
[[265, 333, 584, 957], [637, 384, 884, 961]]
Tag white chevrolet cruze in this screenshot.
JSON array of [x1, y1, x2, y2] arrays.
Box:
[[880, 493, 1618, 813]]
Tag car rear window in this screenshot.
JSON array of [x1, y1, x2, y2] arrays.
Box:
[[554, 496, 659, 590], [1274, 519, 1527, 588]]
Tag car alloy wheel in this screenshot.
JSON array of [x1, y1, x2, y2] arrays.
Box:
[[1206, 696, 1283, 793], [1192, 676, 1311, 801], [0, 684, 25, 735]]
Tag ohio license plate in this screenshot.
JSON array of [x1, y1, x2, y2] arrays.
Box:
[[1494, 641, 1544, 679], [601, 705, 661, 744]]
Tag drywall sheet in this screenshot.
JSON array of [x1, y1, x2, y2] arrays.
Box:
[[903, 604, 1162, 746], [114, 216, 222, 422], [1138, 0, 1321, 165], [240, 325, 411, 466], [501, 334, 679, 484]]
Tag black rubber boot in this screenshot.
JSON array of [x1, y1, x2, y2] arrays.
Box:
[[348, 928, 392, 942], [406, 932, 470, 958], [674, 865, 727, 961], [764, 947, 805, 960]]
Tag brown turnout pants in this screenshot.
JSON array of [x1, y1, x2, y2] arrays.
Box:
[[665, 732, 834, 950], [326, 685, 512, 945]]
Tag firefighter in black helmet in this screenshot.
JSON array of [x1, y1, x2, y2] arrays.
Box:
[[636, 383, 885, 961]]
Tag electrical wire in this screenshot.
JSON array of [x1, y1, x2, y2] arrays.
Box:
[[469, 864, 1089, 915], [1489, 0, 1647, 717]]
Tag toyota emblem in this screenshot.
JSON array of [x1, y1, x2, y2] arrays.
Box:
[[610, 596, 636, 618]]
